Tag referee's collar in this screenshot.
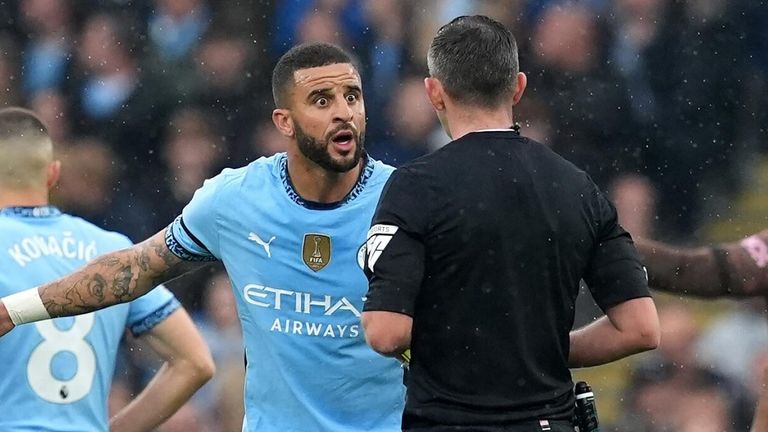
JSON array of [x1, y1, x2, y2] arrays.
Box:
[[470, 124, 521, 135]]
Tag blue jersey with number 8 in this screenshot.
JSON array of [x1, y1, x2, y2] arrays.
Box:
[[0, 206, 179, 432]]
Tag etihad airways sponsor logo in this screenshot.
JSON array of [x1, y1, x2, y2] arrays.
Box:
[[242, 284, 362, 317]]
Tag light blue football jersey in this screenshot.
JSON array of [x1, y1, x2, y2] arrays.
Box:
[[167, 153, 405, 431], [0, 206, 180, 432]]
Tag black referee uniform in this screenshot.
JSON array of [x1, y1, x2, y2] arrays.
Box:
[[363, 129, 650, 431]]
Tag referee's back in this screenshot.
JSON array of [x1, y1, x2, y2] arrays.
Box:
[[362, 14, 657, 432], [411, 131, 594, 422], [365, 129, 649, 427]]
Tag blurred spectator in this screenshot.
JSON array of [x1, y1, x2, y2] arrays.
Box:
[[210, 358, 245, 432], [191, 31, 269, 163], [609, 0, 750, 234], [613, 302, 751, 431], [148, 0, 210, 61], [52, 137, 155, 240], [527, 2, 659, 239], [295, 8, 348, 47], [198, 271, 241, 363], [368, 75, 440, 165], [18, 0, 74, 96], [191, 270, 244, 430], [618, 365, 738, 432], [142, 0, 212, 103], [695, 300, 768, 393], [515, 94, 554, 146], [270, 0, 368, 57], [529, 3, 639, 188], [359, 0, 408, 140], [29, 89, 72, 144], [0, 34, 22, 107], [151, 105, 227, 227], [610, 174, 657, 240], [71, 11, 170, 185], [249, 119, 289, 158], [75, 12, 139, 122]]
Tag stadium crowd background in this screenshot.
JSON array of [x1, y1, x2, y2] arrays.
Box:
[[0, 0, 767, 430]]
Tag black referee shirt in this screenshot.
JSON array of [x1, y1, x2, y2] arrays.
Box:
[[363, 130, 650, 430]]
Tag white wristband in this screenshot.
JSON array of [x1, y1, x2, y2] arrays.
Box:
[[2, 288, 51, 325]]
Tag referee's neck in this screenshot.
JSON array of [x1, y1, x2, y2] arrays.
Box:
[[443, 104, 514, 141]]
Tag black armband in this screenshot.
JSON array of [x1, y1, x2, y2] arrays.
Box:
[[710, 246, 732, 294]]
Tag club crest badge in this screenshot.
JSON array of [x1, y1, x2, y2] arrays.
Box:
[[302, 233, 331, 272]]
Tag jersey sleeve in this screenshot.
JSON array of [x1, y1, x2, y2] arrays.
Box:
[[165, 172, 229, 261], [363, 167, 429, 316], [126, 284, 181, 336], [584, 185, 651, 310]]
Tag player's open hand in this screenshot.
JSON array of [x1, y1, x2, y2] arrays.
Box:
[[0, 301, 15, 337]]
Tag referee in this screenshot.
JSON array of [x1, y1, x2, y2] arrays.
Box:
[[361, 15, 660, 432]]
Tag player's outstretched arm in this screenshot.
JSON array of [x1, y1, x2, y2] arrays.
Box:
[[0, 229, 203, 337], [569, 297, 659, 368], [109, 307, 215, 432], [636, 231, 768, 298]]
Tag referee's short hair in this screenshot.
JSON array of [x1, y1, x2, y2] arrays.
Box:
[[272, 42, 357, 108], [427, 15, 519, 109]]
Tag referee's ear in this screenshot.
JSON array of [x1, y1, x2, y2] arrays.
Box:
[[424, 77, 446, 112], [512, 72, 527, 106]]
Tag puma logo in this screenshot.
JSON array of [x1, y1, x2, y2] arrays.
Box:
[[248, 232, 276, 258]]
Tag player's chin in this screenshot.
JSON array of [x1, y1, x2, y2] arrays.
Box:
[[327, 147, 360, 172]]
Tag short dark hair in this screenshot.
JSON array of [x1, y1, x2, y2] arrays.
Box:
[[272, 42, 356, 108], [427, 15, 519, 108], [0, 107, 48, 141]]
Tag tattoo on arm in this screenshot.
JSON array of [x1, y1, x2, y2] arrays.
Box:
[[88, 274, 107, 302], [40, 229, 204, 318]]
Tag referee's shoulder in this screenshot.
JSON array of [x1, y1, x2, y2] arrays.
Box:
[[523, 136, 594, 181], [387, 155, 436, 187]]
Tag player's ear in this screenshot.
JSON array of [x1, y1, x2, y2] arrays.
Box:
[[46, 160, 61, 190], [272, 109, 295, 138], [511, 72, 527, 106], [424, 77, 446, 112]]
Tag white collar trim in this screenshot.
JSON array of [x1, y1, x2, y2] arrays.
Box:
[[472, 128, 518, 133]]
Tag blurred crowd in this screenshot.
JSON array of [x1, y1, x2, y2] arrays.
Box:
[[0, 0, 767, 430]]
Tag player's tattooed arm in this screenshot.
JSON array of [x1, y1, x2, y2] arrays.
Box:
[[40, 229, 204, 317], [635, 230, 768, 298]]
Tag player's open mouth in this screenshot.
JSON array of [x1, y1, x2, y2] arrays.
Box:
[[331, 130, 355, 150]]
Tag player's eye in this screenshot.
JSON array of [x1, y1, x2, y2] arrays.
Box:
[[315, 97, 329, 107], [346, 94, 358, 103]]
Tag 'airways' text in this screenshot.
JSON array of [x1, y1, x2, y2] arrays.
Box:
[[8, 233, 98, 267], [270, 318, 360, 338]]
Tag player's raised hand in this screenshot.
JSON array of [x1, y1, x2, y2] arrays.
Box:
[[0, 301, 15, 337]]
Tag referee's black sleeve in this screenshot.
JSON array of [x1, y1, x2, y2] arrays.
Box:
[[584, 185, 651, 310], [363, 167, 428, 316]]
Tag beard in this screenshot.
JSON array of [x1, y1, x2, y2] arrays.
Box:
[[294, 122, 365, 173]]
